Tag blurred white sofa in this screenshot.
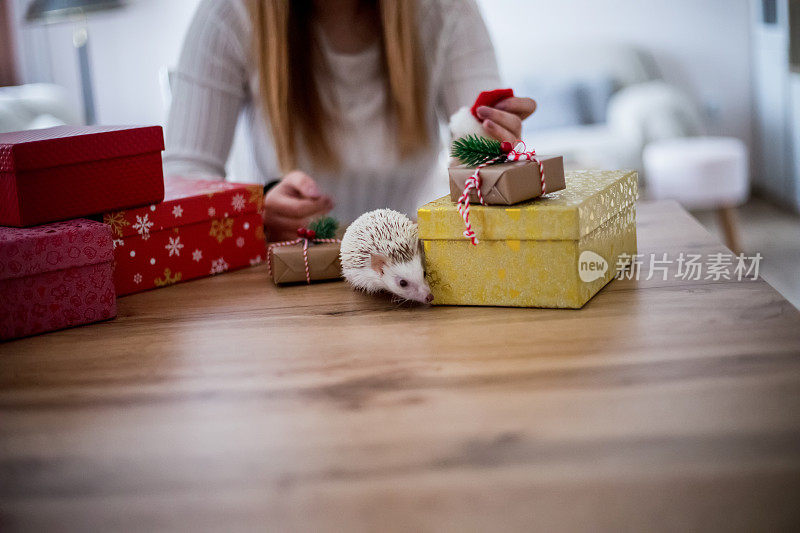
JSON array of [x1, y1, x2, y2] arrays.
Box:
[[0, 83, 80, 133], [509, 44, 705, 172]]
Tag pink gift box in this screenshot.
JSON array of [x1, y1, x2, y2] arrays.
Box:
[[0, 219, 117, 341]]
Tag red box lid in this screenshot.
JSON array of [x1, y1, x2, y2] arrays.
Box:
[[0, 219, 114, 281], [0, 125, 164, 172], [104, 176, 263, 239]]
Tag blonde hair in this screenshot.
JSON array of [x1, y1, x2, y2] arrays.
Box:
[[250, 0, 428, 172]]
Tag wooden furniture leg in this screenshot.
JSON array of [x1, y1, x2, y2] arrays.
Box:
[[0, 0, 18, 86], [718, 206, 742, 254]]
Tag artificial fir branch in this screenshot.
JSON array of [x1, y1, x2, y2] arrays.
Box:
[[450, 134, 504, 166], [308, 216, 339, 239]]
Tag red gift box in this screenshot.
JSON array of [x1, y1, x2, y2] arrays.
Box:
[[0, 125, 165, 227], [105, 176, 266, 296], [0, 219, 117, 341]]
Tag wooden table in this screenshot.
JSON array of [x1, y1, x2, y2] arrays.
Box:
[[2, 201, 799, 532]]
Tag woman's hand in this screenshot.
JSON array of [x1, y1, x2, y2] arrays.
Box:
[[263, 170, 334, 241], [476, 96, 537, 143]]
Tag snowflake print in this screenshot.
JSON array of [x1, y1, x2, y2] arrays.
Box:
[[112, 238, 124, 249], [165, 236, 184, 257], [103, 211, 130, 237], [154, 268, 182, 287], [231, 193, 246, 212], [208, 218, 234, 243], [132, 214, 154, 240], [208, 207, 216, 217], [172, 204, 184, 218], [133, 273, 142, 284], [248, 185, 262, 206], [236, 237, 245, 248], [192, 249, 203, 262], [249, 255, 262, 266], [210, 257, 229, 275]]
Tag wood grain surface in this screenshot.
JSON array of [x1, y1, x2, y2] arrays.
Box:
[[1, 201, 799, 532]]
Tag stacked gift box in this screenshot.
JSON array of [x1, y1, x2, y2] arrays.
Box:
[[0, 126, 266, 340], [409, 87, 640, 308], [0, 219, 117, 340], [417, 134, 638, 309], [105, 177, 266, 295]]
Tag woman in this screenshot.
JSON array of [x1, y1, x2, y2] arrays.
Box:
[[165, 0, 535, 240]]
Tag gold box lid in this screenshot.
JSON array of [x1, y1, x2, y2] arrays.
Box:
[[418, 169, 638, 241]]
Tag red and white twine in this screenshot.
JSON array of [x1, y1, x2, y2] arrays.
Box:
[[456, 141, 547, 246], [267, 236, 341, 284], [506, 141, 546, 197], [456, 155, 503, 245]]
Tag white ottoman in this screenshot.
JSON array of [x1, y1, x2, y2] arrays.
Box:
[[643, 137, 749, 252]]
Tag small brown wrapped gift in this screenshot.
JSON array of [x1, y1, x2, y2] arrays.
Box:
[[268, 240, 342, 284], [448, 156, 566, 205]]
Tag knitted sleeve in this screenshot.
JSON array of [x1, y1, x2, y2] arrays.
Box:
[[436, 0, 503, 118], [163, 0, 250, 179]]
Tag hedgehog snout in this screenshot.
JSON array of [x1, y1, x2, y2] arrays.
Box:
[[413, 281, 434, 305]]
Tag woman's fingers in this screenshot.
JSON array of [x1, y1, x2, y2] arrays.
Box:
[[494, 97, 537, 119], [481, 118, 517, 143], [265, 171, 333, 218], [268, 191, 332, 218], [476, 105, 523, 139], [262, 170, 334, 240], [282, 170, 322, 199]]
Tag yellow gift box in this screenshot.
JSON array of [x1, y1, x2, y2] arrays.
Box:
[[417, 170, 638, 308]]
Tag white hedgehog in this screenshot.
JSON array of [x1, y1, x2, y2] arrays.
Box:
[[340, 209, 433, 304]]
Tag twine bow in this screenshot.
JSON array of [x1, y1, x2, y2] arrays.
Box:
[[505, 141, 546, 196], [456, 141, 547, 246], [267, 227, 341, 284]]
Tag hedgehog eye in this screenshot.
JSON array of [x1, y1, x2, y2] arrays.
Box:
[[399, 279, 408, 288]]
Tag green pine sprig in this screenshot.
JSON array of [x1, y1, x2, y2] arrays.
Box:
[[308, 216, 339, 239], [450, 134, 505, 167]]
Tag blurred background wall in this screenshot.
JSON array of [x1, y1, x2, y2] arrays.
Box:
[[482, 0, 753, 152], [8, 0, 198, 126]]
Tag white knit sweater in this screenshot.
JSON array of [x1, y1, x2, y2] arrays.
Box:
[[164, 0, 501, 221]]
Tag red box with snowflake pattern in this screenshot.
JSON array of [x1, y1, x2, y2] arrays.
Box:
[[0, 219, 117, 340], [103, 176, 266, 296], [0, 125, 165, 227]]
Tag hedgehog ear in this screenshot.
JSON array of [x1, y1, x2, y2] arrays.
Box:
[[370, 253, 388, 275]]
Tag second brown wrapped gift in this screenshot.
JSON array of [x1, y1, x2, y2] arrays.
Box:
[[268, 240, 342, 284], [449, 156, 566, 205]]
